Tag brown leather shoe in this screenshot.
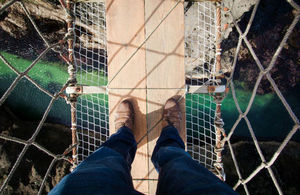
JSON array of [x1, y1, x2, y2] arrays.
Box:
[[162, 98, 182, 130], [115, 100, 134, 130]]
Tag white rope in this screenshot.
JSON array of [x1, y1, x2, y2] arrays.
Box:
[[225, 0, 300, 193], [0, 0, 299, 193], [73, 1, 109, 163], [0, 0, 75, 193]]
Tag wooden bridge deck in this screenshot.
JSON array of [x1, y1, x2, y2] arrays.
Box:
[[107, 0, 185, 194]]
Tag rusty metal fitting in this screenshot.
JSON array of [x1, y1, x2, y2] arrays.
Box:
[[214, 146, 224, 153]]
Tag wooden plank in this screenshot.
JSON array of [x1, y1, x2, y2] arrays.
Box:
[[106, 0, 148, 193], [106, 0, 146, 89], [106, 0, 185, 194], [145, 0, 185, 194], [108, 89, 148, 193]]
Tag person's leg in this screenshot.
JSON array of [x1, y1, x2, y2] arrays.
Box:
[[50, 126, 141, 195], [50, 100, 142, 195], [151, 98, 237, 195], [152, 126, 236, 195]]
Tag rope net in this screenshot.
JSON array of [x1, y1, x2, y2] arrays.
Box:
[[0, 0, 74, 193], [185, 1, 217, 82], [73, 1, 109, 163], [223, 0, 300, 193], [186, 94, 217, 170], [185, 1, 219, 172], [0, 0, 299, 194]]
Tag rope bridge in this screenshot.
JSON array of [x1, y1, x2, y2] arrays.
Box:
[[68, 0, 225, 179], [0, 0, 299, 194]]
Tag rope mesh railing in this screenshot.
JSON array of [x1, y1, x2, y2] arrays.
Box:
[[73, 1, 109, 163], [0, 0, 76, 193], [185, 1, 217, 82], [222, 0, 300, 194], [185, 93, 217, 169], [0, 0, 299, 194], [185, 1, 220, 173]]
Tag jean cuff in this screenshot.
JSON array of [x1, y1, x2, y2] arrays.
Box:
[[102, 126, 137, 167], [151, 125, 185, 171]]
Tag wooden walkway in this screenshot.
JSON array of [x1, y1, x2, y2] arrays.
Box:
[[106, 0, 185, 194]]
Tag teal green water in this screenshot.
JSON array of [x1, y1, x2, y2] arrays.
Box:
[[0, 52, 108, 125], [0, 51, 71, 124], [1, 52, 299, 141], [222, 83, 300, 141]]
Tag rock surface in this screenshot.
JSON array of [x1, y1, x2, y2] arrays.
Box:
[[221, 0, 299, 94], [0, 105, 71, 194], [184, 0, 256, 79], [223, 140, 300, 194], [0, 0, 66, 62]]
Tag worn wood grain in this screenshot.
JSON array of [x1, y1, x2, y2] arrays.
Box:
[[106, 0, 185, 194]]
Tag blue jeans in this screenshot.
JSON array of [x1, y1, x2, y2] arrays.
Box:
[[50, 126, 236, 195]]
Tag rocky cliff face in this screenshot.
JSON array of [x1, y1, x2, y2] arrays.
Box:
[[221, 0, 299, 94], [223, 140, 300, 194], [0, 0, 66, 62], [0, 0, 65, 39], [0, 105, 71, 194]]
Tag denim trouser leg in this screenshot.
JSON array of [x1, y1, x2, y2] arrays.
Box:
[[49, 126, 142, 195], [151, 126, 237, 195], [50, 125, 237, 195]]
